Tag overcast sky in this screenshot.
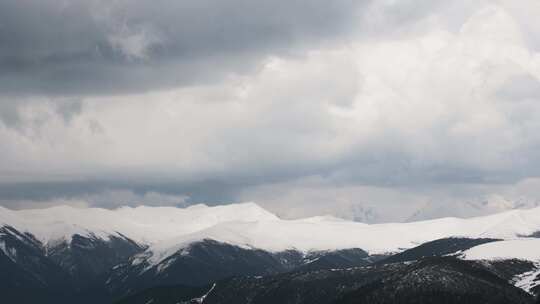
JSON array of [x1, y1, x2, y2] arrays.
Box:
[[2, 0, 540, 221]]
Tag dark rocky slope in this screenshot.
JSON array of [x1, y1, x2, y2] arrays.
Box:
[[115, 257, 536, 304]]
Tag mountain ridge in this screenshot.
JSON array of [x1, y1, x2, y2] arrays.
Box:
[[4, 203, 540, 264]]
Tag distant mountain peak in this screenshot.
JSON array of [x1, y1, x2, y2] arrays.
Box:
[[406, 197, 540, 222]]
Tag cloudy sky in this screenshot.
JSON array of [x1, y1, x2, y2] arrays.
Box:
[[2, 0, 540, 221]]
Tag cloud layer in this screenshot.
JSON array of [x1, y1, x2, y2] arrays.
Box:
[[1, 0, 540, 220]]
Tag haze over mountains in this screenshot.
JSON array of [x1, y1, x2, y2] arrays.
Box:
[[405, 196, 540, 222], [271, 195, 540, 223]]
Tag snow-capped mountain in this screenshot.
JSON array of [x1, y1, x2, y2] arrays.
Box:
[[3, 202, 540, 303], [0, 202, 278, 246], [3, 202, 540, 265]]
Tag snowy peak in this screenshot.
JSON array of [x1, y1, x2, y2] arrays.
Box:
[[0, 202, 278, 246]]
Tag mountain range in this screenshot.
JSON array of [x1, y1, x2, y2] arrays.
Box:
[[2, 202, 540, 303]]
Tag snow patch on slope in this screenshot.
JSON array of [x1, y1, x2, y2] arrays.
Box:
[[514, 263, 540, 294], [189, 283, 216, 304], [0, 241, 17, 262], [462, 239, 540, 261]]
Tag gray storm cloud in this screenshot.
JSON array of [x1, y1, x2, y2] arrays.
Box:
[[1, 0, 540, 221], [0, 0, 361, 95]]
